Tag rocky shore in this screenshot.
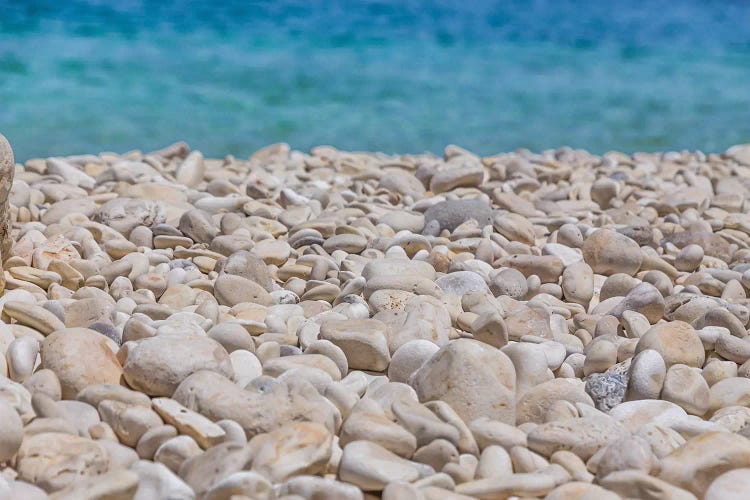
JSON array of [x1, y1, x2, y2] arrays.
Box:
[[2, 136, 750, 498]]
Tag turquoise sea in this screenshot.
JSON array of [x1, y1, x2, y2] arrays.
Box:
[[1, 0, 750, 160]]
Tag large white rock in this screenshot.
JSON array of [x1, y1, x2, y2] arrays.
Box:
[[41, 328, 123, 400], [172, 370, 339, 439], [120, 335, 233, 397], [411, 339, 516, 425]]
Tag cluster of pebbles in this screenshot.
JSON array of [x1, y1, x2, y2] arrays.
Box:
[[3, 135, 750, 499]]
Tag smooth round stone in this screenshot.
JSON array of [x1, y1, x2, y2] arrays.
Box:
[[661, 363, 710, 416], [714, 333, 750, 364], [561, 261, 594, 306], [423, 199, 493, 233], [263, 354, 341, 381], [7, 336, 39, 383], [527, 416, 627, 461], [435, 271, 489, 296], [319, 319, 390, 372], [129, 225, 153, 248], [469, 417, 527, 450], [16, 432, 109, 492], [675, 244, 704, 272], [590, 178, 619, 208], [136, 425, 178, 460], [377, 169, 426, 199], [412, 339, 516, 425], [600, 469, 697, 500], [703, 359, 738, 387], [608, 400, 687, 433], [516, 379, 594, 425], [502, 254, 564, 283], [214, 274, 273, 307], [583, 340, 617, 375], [323, 233, 368, 254], [134, 273, 168, 299], [41, 328, 122, 400], [378, 211, 425, 233], [341, 401, 416, 459], [252, 239, 291, 266], [582, 229, 643, 276], [0, 401, 23, 462], [490, 268, 528, 299], [204, 471, 275, 500], [634, 321, 705, 368], [120, 334, 234, 397], [501, 343, 552, 394], [178, 208, 217, 244], [338, 440, 434, 491], [695, 308, 747, 340], [608, 282, 665, 324], [626, 349, 666, 401], [476, 445, 512, 479], [708, 377, 750, 415], [304, 340, 349, 379], [595, 435, 656, 477], [222, 250, 274, 291], [642, 269, 673, 297], [493, 213, 536, 245], [387, 340, 440, 384], [470, 311, 509, 348], [154, 435, 202, 473], [557, 224, 584, 248], [706, 468, 750, 500], [98, 399, 164, 447], [659, 431, 750, 497], [23, 369, 62, 401], [412, 439, 459, 472], [599, 273, 639, 302], [207, 322, 255, 353]]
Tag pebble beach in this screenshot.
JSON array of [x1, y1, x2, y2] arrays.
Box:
[[4, 136, 750, 499]]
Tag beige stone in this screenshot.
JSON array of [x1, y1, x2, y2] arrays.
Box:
[[320, 319, 391, 372], [659, 432, 750, 496], [600, 469, 697, 500], [16, 432, 109, 492], [152, 397, 226, 449], [582, 229, 643, 276], [49, 469, 138, 500], [527, 416, 627, 461], [634, 321, 705, 368], [411, 339, 516, 425], [173, 370, 339, 439], [248, 422, 332, 482], [337, 440, 434, 491], [661, 363, 710, 416], [120, 334, 233, 397], [455, 473, 556, 499], [41, 328, 122, 399], [705, 468, 750, 500]]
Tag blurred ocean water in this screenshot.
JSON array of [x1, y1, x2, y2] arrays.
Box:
[[1, 0, 749, 160]]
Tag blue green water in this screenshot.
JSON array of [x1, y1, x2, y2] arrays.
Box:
[[1, 1, 750, 160]]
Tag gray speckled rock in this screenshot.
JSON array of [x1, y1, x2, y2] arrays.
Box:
[[423, 199, 493, 234], [585, 373, 627, 412]]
